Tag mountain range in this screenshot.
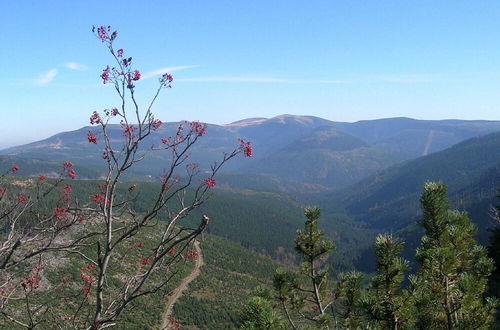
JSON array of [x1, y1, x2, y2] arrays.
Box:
[[2, 114, 500, 272], [3, 115, 500, 190]]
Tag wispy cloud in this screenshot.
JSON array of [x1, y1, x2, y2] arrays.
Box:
[[295, 78, 355, 84], [177, 76, 353, 84], [369, 74, 434, 84], [178, 76, 288, 83], [177, 74, 435, 84], [65, 62, 87, 71], [142, 65, 199, 79], [34, 69, 58, 85]]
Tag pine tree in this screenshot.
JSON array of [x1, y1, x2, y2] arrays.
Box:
[[412, 182, 496, 329], [265, 206, 336, 329], [273, 268, 302, 329], [240, 286, 286, 330], [272, 207, 368, 329], [360, 234, 414, 329], [293, 206, 335, 328], [487, 190, 500, 322], [333, 271, 365, 329]]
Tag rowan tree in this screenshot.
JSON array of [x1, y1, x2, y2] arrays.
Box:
[[0, 25, 252, 329]]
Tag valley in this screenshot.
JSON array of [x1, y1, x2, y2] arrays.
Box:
[[2, 115, 499, 259], [1, 115, 499, 328]]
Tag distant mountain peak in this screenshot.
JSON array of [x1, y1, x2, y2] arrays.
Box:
[[226, 114, 328, 128], [270, 114, 316, 125], [225, 117, 268, 127]]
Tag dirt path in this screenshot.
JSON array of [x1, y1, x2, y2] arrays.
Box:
[[160, 241, 203, 329]]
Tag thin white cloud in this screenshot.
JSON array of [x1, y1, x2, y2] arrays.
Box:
[[177, 75, 435, 84], [142, 65, 199, 79], [370, 74, 434, 84], [177, 76, 352, 84], [34, 69, 58, 85], [65, 62, 88, 71], [178, 76, 288, 83], [296, 78, 355, 84]]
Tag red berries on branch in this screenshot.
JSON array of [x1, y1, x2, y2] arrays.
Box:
[[18, 195, 27, 204], [90, 111, 102, 125], [239, 139, 253, 157], [68, 169, 77, 180], [101, 66, 110, 84], [87, 132, 98, 144], [204, 178, 217, 188], [152, 119, 163, 130], [53, 207, 68, 221], [186, 250, 199, 259], [190, 121, 207, 136]]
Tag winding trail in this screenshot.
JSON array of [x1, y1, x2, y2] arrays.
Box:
[[160, 241, 203, 329]]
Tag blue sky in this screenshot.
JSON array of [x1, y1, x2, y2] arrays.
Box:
[[1, 0, 500, 148]]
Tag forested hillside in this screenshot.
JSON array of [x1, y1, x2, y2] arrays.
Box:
[[171, 235, 282, 329], [2, 130, 499, 275], [328, 131, 500, 230], [320, 132, 500, 270]]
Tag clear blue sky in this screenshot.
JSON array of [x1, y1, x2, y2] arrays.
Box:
[[1, 0, 500, 148]]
